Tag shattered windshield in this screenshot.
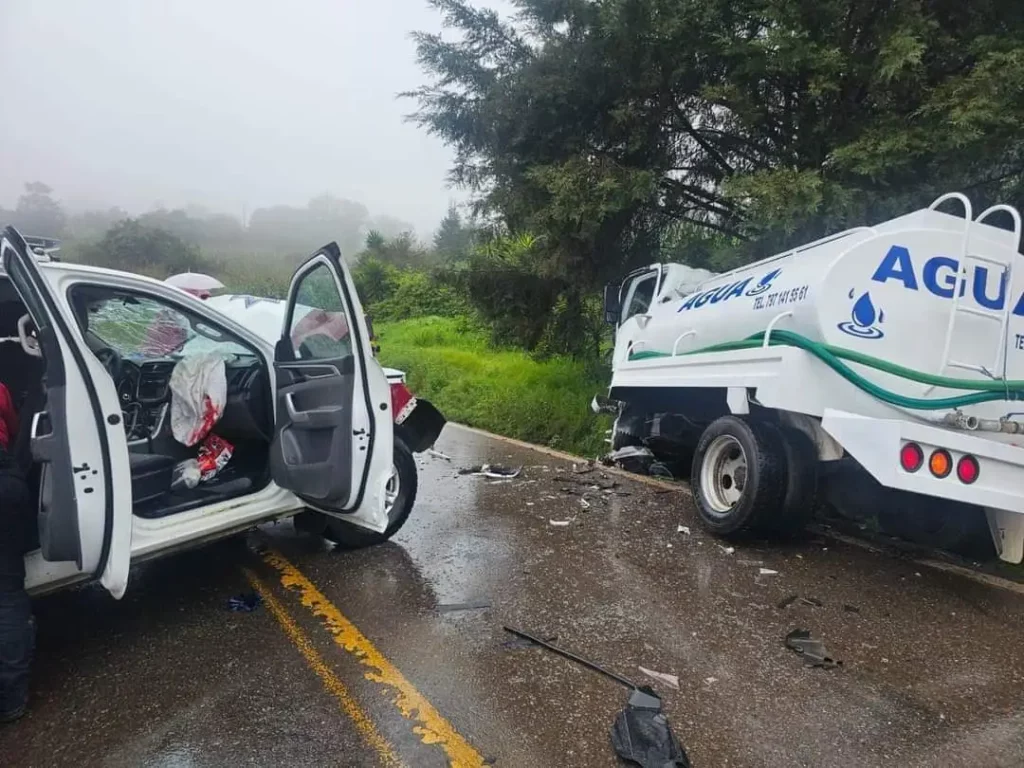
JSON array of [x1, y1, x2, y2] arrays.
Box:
[[86, 295, 252, 360]]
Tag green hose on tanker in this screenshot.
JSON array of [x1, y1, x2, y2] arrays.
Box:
[[628, 329, 1024, 411]]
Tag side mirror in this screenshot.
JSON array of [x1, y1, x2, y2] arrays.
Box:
[[603, 283, 621, 325], [364, 313, 376, 340]]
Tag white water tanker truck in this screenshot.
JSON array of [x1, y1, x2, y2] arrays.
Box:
[[599, 193, 1024, 562]]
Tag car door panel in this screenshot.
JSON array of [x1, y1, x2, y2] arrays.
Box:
[[2, 227, 132, 598], [270, 243, 392, 532]]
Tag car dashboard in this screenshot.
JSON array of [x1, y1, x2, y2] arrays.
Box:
[[117, 356, 271, 446]]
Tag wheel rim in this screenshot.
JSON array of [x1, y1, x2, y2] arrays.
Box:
[[383, 463, 400, 520], [700, 435, 748, 515]]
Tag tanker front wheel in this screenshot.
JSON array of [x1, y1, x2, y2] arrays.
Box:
[[691, 416, 787, 536]]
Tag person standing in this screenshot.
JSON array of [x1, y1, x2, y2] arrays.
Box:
[[0, 381, 32, 723]]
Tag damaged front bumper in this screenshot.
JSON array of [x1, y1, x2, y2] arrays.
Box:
[[591, 394, 622, 415]]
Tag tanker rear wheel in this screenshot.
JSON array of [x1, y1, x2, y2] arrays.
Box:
[[691, 416, 787, 536]]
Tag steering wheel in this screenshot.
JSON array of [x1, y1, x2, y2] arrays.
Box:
[[95, 347, 123, 381]]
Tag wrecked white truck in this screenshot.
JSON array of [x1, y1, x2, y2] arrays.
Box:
[[598, 193, 1024, 563], [0, 228, 445, 599]]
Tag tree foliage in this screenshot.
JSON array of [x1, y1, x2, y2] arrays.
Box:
[[433, 203, 474, 259], [408, 0, 1024, 319], [10, 182, 67, 236], [78, 220, 205, 278]]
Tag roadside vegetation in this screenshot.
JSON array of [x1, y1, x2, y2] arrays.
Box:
[[376, 316, 611, 455]]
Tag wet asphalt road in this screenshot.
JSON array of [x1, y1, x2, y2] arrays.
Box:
[[4, 424, 1024, 767]]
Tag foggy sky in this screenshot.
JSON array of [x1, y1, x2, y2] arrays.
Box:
[[0, 1, 469, 236]]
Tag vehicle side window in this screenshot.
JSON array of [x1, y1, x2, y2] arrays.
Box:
[[287, 263, 352, 361], [623, 275, 656, 321]]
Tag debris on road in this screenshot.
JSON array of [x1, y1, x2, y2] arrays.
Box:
[[459, 463, 523, 479], [604, 445, 655, 474], [579, 498, 591, 510], [226, 592, 262, 612], [778, 595, 824, 609], [572, 462, 595, 475], [427, 448, 452, 461], [784, 629, 842, 669], [502, 632, 558, 651], [843, 604, 861, 614], [738, 559, 764, 567], [437, 599, 491, 614], [502, 626, 637, 688], [638, 666, 680, 691], [759, 568, 779, 576], [719, 545, 735, 555], [611, 686, 691, 768], [649, 461, 674, 479], [677, 525, 690, 535], [549, 519, 572, 527]]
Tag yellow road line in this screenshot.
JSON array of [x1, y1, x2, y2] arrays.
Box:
[[259, 549, 488, 768], [243, 568, 405, 768]]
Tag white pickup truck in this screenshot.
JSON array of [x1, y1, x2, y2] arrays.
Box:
[[0, 227, 445, 599]]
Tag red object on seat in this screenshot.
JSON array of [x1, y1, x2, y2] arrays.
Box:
[[0, 383, 18, 451]]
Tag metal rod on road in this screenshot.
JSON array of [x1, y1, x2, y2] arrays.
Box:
[[502, 625, 637, 689]]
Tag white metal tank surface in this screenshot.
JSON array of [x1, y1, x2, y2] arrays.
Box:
[[623, 195, 1024, 411]]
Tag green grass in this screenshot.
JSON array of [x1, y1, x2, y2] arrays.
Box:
[[377, 316, 612, 456]]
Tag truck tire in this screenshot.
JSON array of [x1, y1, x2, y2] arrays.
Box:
[[322, 437, 418, 550], [761, 425, 818, 536], [691, 416, 787, 536]]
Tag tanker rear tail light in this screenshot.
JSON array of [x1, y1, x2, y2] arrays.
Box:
[[898, 442, 980, 485], [899, 442, 924, 473], [957, 455, 980, 485], [928, 449, 952, 479]]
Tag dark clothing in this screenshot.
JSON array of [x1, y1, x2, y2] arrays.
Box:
[[0, 459, 34, 719]]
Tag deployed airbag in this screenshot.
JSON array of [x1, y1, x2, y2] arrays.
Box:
[[170, 353, 227, 446]]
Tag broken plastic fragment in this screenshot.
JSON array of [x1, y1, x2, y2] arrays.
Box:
[[549, 519, 571, 527], [458, 463, 523, 479], [427, 448, 452, 461], [611, 686, 691, 768], [677, 525, 690, 535], [784, 629, 842, 669], [719, 546, 735, 555], [579, 498, 591, 509], [759, 568, 779, 576], [638, 666, 680, 691], [227, 592, 262, 612]]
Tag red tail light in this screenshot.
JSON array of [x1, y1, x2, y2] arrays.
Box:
[[389, 381, 417, 425], [956, 455, 980, 484], [900, 442, 924, 472]]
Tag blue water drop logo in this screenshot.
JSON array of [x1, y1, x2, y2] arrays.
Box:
[[851, 292, 877, 328], [745, 268, 782, 296], [838, 289, 885, 339]]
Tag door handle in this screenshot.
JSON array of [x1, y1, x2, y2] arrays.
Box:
[[284, 392, 344, 429], [31, 411, 53, 439], [285, 392, 310, 423]]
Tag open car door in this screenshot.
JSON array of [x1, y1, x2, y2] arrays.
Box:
[[270, 243, 393, 532], [1, 228, 132, 597]]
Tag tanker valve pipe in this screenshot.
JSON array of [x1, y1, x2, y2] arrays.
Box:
[[763, 312, 794, 348], [941, 410, 1024, 433]]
